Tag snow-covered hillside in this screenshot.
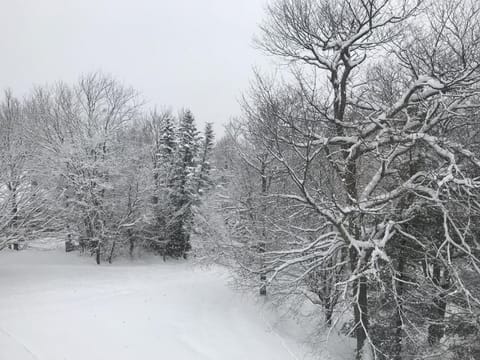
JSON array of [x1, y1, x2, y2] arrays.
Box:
[[0, 248, 336, 360]]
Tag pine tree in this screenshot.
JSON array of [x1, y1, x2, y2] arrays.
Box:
[[196, 122, 215, 195], [145, 111, 178, 255], [167, 109, 200, 258], [150, 111, 176, 204], [159, 113, 176, 164]]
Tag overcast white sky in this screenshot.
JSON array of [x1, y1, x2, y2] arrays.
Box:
[[0, 0, 271, 135]]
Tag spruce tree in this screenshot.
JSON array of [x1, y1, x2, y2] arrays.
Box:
[[196, 122, 215, 194], [167, 109, 199, 258], [148, 111, 177, 255], [159, 114, 176, 162]]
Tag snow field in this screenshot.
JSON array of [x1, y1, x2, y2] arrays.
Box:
[[0, 249, 319, 360]]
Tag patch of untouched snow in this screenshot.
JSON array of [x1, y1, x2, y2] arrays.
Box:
[[258, 299, 354, 360], [27, 236, 66, 251], [0, 249, 321, 360]]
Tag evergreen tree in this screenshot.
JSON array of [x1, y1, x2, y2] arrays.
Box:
[[196, 122, 215, 195], [167, 109, 200, 258], [160, 114, 176, 160], [144, 111, 178, 255], [151, 111, 176, 204]]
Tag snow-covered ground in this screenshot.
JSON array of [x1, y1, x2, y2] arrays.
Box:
[[0, 245, 344, 360]]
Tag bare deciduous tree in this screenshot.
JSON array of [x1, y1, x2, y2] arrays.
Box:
[[233, 0, 480, 358]]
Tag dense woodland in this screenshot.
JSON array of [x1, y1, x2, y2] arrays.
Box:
[[2, 0, 480, 359]]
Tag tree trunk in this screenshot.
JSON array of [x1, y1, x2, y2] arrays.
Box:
[[325, 296, 333, 326], [259, 160, 268, 296], [350, 243, 369, 360], [96, 242, 101, 265], [393, 252, 406, 360], [11, 189, 18, 224], [108, 241, 116, 264], [7, 182, 19, 226], [344, 161, 369, 359], [128, 230, 135, 259], [259, 241, 267, 296], [353, 276, 369, 359], [428, 264, 449, 345]]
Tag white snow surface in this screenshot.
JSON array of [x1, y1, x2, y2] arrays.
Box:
[[0, 247, 336, 360]]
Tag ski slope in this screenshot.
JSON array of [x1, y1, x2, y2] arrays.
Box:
[[0, 247, 319, 360]]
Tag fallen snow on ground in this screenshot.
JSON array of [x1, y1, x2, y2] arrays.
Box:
[[0, 248, 333, 360]]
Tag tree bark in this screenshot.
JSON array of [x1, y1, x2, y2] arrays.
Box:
[[128, 230, 135, 259], [345, 161, 369, 359], [259, 159, 268, 296], [428, 264, 449, 345], [96, 242, 101, 265], [393, 252, 406, 360], [325, 296, 333, 326], [108, 241, 116, 264], [353, 275, 369, 359]]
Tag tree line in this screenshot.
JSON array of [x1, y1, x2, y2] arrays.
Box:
[[0, 72, 214, 262]]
